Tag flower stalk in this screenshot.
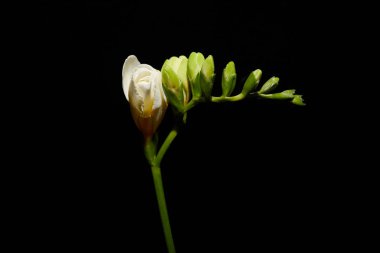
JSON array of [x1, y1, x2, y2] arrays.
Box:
[[144, 129, 178, 253], [150, 165, 176, 253]]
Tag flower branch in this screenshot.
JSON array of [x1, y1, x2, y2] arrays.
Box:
[[122, 51, 305, 253]]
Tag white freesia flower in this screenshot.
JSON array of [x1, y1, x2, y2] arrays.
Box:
[[122, 55, 168, 138]]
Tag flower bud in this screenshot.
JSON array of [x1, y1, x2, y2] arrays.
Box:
[[259, 77, 279, 94], [200, 55, 215, 99], [291, 95, 306, 106], [221, 61, 236, 97], [241, 69, 262, 96], [187, 52, 205, 99], [258, 89, 296, 100], [161, 56, 190, 112], [122, 55, 168, 138]]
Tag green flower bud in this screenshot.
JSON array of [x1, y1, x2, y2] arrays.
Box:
[[291, 95, 306, 106], [162, 56, 190, 100], [161, 65, 185, 112], [187, 52, 205, 99], [221, 61, 236, 97], [161, 56, 191, 112], [258, 89, 296, 100], [259, 77, 279, 94], [200, 55, 215, 99], [241, 69, 262, 96]]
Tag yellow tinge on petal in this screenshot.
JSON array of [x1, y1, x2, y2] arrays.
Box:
[[122, 56, 167, 138]]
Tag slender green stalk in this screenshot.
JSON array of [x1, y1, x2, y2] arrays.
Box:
[[211, 93, 245, 102], [185, 98, 202, 112], [151, 165, 176, 253], [145, 129, 178, 253], [156, 129, 178, 165]]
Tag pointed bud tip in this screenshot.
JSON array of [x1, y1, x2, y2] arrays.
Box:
[[241, 69, 262, 95], [254, 69, 262, 80], [292, 95, 306, 106]]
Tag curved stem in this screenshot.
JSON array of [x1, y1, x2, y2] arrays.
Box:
[[211, 93, 245, 102], [151, 166, 176, 253], [156, 129, 178, 166], [185, 98, 202, 112]]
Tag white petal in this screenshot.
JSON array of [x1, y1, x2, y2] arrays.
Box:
[[157, 70, 168, 105], [128, 78, 144, 115], [152, 70, 163, 111], [136, 64, 155, 72], [133, 66, 152, 100], [151, 70, 167, 132], [122, 55, 140, 101], [133, 66, 152, 83], [132, 65, 159, 117]]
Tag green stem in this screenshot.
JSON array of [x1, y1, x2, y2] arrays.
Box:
[[146, 128, 178, 253], [156, 129, 178, 165], [211, 93, 245, 102], [151, 165, 176, 253], [184, 98, 202, 112]]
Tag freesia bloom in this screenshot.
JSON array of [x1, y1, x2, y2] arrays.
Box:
[[122, 55, 167, 138]]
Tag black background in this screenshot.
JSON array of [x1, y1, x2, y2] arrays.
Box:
[[15, 1, 347, 252]]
